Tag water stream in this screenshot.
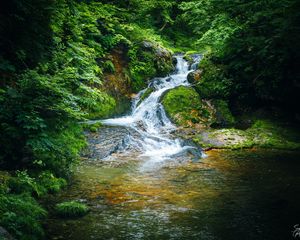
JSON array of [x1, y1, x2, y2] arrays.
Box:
[[100, 55, 203, 170], [45, 56, 300, 240]]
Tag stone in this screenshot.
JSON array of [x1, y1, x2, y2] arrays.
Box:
[[187, 69, 202, 84]]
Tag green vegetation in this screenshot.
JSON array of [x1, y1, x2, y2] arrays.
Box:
[[0, 0, 299, 238], [55, 201, 89, 218], [162, 86, 213, 127], [0, 194, 47, 240], [137, 87, 155, 106], [82, 122, 103, 133], [210, 100, 235, 128], [128, 41, 174, 92], [193, 119, 300, 150], [180, 0, 300, 113]]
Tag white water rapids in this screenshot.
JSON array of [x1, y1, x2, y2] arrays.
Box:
[[101, 55, 204, 169]]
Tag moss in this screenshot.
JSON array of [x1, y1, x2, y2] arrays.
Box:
[[128, 42, 174, 92], [195, 56, 231, 99], [55, 201, 89, 218], [192, 118, 300, 150], [246, 119, 300, 150], [162, 86, 214, 127], [210, 99, 235, 127], [137, 87, 155, 106], [183, 51, 197, 65], [86, 94, 117, 120], [83, 122, 103, 132]]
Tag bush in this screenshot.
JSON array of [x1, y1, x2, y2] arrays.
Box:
[[37, 171, 67, 194], [55, 201, 89, 218], [8, 170, 47, 197], [0, 194, 47, 240]]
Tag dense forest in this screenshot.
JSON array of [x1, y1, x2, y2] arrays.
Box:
[[0, 0, 299, 239]]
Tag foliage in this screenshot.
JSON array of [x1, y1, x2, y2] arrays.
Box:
[[180, 0, 300, 113], [55, 201, 89, 218], [0, 193, 47, 240], [8, 170, 67, 197]]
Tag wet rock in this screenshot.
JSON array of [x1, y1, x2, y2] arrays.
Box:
[[86, 127, 130, 160], [187, 69, 202, 84], [172, 56, 178, 65]]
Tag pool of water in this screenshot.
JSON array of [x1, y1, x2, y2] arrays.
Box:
[[45, 149, 300, 240]]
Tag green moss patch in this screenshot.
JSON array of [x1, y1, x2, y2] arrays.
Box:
[[192, 119, 300, 150], [210, 99, 235, 127], [82, 121, 103, 133], [55, 201, 89, 218], [162, 86, 213, 127], [137, 87, 155, 106]]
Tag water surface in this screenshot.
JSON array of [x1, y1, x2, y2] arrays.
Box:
[[46, 149, 300, 240]]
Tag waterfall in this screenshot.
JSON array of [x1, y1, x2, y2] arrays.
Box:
[[101, 55, 203, 169]]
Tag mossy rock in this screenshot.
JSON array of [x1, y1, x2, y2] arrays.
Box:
[[161, 86, 213, 127], [183, 51, 197, 65], [210, 100, 235, 128], [128, 41, 174, 92], [136, 87, 155, 106], [82, 122, 103, 132], [55, 201, 89, 218], [192, 118, 300, 150], [187, 70, 202, 84]]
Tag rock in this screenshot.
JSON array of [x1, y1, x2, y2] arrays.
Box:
[[161, 86, 214, 127], [141, 41, 153, 49], [172, 56, 178, 65], [86, 126, 130, 160], [210, 100, 235, 128], [0, 226, 15, 240], [140, 41, 174, 76], [187, 69, 202, 84]]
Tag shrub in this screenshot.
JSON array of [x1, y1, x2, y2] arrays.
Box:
[[0, 194, 47, 240], [55, 201, 89, 218]]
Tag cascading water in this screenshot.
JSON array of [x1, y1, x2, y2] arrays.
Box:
[[101, 55, 203, 170]]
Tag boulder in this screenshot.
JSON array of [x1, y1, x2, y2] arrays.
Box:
[[161, 86, 214, 128], [187, 69, 202, 84]]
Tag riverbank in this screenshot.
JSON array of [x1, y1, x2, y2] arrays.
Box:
[[176, 118, 300, 151]]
